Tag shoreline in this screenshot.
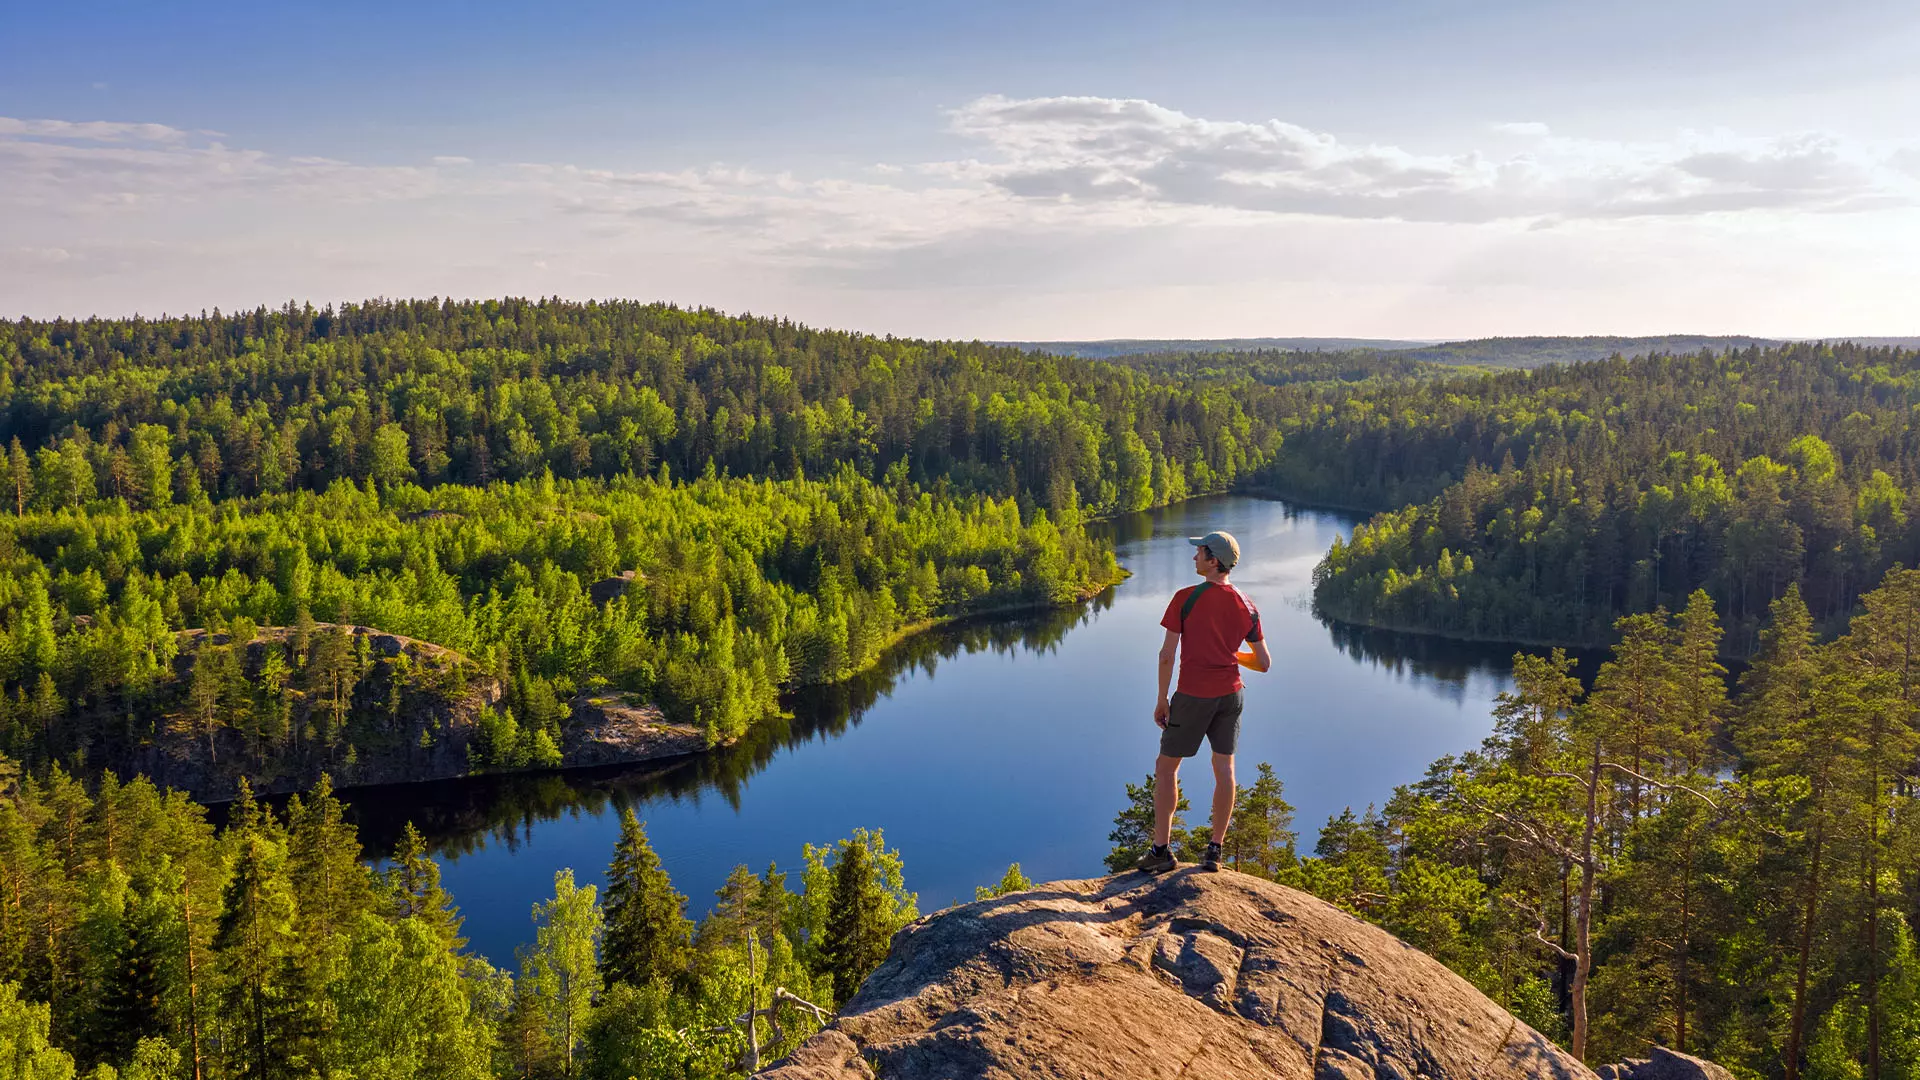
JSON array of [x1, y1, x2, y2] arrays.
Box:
[[1316, 606, 1602, 654], [1229, 484, 1398, 519], [198, 571, 1133, 804]]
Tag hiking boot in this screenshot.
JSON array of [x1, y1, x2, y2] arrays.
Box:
[[1135, 845, 1176, 874], [1203, 842, 1223, 872]]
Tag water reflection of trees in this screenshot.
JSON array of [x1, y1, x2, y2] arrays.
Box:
[[1322, 620, 1606, 699], [341, 592, 1113, 861]]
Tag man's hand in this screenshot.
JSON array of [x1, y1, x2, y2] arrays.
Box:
[[1154, 697, 1170, 728]]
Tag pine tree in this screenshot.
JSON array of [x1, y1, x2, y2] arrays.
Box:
[[1738, 585, 1860, 1080], [285, 775, 376, 963], [821, 835, 890, 1004], [185, 644, 226, 766], [1490, 649, 1581, 772], [1105, 775, 1189, 873], [1224, 762, 1296, 878], [5, 438, 29, 516], [1835, 568, 1920, 1079], [92, 890, 171, 1065], [1672, 589, 1729, 774], [499, 976, 550, 1080], [600, 809, 690, 989], [975, 863, 1033, 901], [1586, 610, 1681, 825], [384, 822, 464, 950], [213, 833, 305, 1080]]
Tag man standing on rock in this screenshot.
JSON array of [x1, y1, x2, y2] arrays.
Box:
[[1137, 529, 1270, 874]]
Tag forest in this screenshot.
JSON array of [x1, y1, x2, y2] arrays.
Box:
[[0, 470, 1118, 792], [1282, 342, 1920, 652], [0, 764, 926, 1080], [0, 299, 1280, 517], [1, 298, 1301, 787], [5, 558, 1916, 1080]]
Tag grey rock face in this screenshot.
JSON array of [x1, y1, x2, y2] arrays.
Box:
[[1598, 1046, 1736, 1080], [757, 869, 1596, 1080]]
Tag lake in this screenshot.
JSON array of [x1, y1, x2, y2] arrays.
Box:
[[342, 494, 1524, 967]]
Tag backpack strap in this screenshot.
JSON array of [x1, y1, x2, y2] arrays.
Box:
[[1179, 582, 1215, 630]]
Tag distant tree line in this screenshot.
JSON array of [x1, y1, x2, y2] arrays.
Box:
[[1, 298, 1285, 520]]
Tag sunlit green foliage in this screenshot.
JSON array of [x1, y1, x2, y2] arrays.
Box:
[[0, 299, 1280, 520], [0, 755, 929, 1080], [0, 469, 1120, 782], [1299, 342, 1920, 652]]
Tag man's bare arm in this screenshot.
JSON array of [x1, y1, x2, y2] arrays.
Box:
[[1155, 629, 1179, 726]]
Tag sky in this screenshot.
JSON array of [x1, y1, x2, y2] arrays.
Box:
[[3, 0, 1919, 340]]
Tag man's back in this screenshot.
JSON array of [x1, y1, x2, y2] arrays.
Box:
[[1161, 582, 1262, 697]]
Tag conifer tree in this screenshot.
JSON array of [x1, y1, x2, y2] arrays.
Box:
[[285, 775, 376, 963], [600, 809, 691, 989], [820, 834, 890, 1004], [1487, 651, 1580, 782], [212, 833, 304, 1080], [1224, 762, 1297, 878], [1835, 568, 1920, 1079], [974, 863, 1033, 901], [1105, 775, 1188, 873], [499, 976, 551, 1080], [1671, 589, 1728, 774], [1737, 585, 1858, 1080], [91, 890, 170, 1065], [384, 822, 464, 950], [5, 438, 29, 517]]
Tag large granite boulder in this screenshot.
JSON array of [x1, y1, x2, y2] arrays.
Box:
[[757, 867, 1596, 1079]]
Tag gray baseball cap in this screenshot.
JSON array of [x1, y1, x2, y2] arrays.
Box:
[[1189, 530, 1240, 569]]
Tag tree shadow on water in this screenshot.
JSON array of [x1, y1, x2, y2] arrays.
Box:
[[337, 596, 1112, 860]]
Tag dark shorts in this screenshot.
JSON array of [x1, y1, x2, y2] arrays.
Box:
[[1159, 689, 1243, 758]]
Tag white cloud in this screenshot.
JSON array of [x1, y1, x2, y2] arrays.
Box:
[[1493, 122, 1552, 137], [946, 95, 1918, 224], [0, 117, 189, 143]]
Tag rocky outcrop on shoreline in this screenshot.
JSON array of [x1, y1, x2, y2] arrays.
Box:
[[759, 869, 1727, 1080], [95, 624, 707, 800], [563, 690, 710, 766]]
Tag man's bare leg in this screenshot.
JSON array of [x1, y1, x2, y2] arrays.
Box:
[[1210, 752, 1236, 845], [1153, 754, 1182, 847]]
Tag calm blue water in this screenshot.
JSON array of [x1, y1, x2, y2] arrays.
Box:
[[344, 495, 1521, 967]]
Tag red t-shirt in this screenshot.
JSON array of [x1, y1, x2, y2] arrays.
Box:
[[1161, 582, 1263, 698]]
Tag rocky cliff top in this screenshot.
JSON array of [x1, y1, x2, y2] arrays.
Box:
[[760, 868, 1727, 1080]]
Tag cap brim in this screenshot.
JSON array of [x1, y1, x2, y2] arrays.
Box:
[[1188, 537, 1207, 546]]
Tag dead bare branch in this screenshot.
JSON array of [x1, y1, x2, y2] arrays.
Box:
[[1505, 896, 1578, 962], [1597, 762, 1720, 810]]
